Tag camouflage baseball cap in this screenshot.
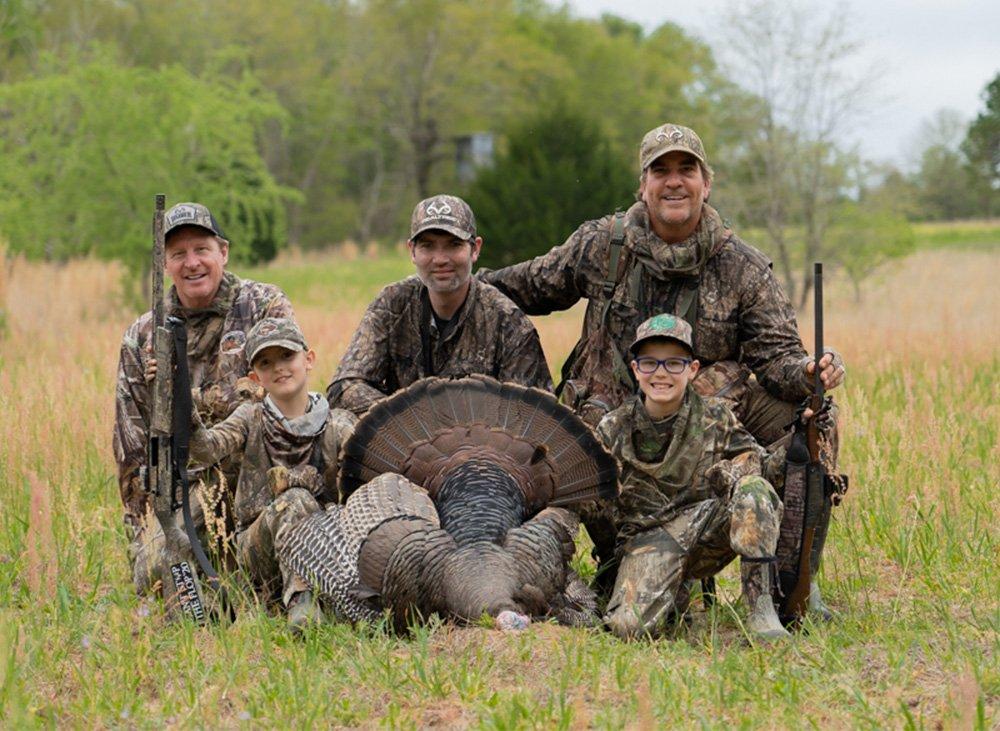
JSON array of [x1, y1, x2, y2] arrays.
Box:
[[629, 313, 694, 355], [246, 318, 308, 365], [164, 202, 227, 241], [639, 123, 709, 172], [410, 194, 476, 240]]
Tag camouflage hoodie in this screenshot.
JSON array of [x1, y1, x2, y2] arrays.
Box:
[[188, 393, 357, 530], [327, 275, 552, 415], [596, 387, 765, 544]]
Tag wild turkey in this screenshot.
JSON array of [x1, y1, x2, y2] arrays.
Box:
[[282, 375, 618, 629]]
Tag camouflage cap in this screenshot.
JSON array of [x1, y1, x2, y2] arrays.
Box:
[[246, 318, 308, 365], [629, 313, 694, 355], [639, 123, 709, 172], [164, 202, 227, 241], [410, 194, 476, 241]]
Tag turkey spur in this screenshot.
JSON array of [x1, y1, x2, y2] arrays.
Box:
[[282, 375, 618, 628]]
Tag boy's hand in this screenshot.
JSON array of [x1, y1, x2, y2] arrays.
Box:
[[804, 349, 846, 390]]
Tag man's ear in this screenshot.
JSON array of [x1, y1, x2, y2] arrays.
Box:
[[407, 239, 417, 263], [470, 236, 483, 263], [217, 238, 230, 266]]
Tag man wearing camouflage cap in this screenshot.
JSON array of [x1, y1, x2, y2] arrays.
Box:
[[113, 201, 297, 595], [328, 194, 552, 414], [598, 313, 789, 641], [482, 123, 845, 618]]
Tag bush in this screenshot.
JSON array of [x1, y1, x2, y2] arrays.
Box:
[[466, 106, 634, 269]]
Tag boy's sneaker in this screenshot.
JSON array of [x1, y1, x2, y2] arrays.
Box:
[[287, 591, 323, 634]]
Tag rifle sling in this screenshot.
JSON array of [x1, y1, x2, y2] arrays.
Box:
[[170, 318, 220, 586]]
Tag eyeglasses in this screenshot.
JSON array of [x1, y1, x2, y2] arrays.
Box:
[[633, 356, 692, 375]]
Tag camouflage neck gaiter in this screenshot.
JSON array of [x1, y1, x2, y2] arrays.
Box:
[[261, 392, 328, 467], [168, 271, 240, 363], [628, 202, 726, 278], [620, 386, 707, 493]]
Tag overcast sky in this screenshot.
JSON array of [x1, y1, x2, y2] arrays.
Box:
[[566, 0, 999, 169]]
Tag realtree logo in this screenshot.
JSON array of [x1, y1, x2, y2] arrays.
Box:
[[656, 127, 685, 143], [426, 200, 453, 217]]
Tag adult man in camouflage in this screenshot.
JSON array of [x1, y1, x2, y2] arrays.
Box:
[[481, 124, 845, 616], [327, 194, 552, 414], [113, 202, 296, 594]]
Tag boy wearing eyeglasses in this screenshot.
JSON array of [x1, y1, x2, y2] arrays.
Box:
[[597, 313, 789, 641]]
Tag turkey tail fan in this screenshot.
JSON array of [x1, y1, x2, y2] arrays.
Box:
[[281, 473, 438, 622], [339, 375, 619, 510]]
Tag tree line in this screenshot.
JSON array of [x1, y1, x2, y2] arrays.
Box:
[[0, 0, 997, 300]]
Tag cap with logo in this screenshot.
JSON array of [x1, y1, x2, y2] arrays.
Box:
[[164, 202, 227, 241], [410, 194, 476, 241], [246, 318, 308, 365], [639, 123, 710, 173], [629, 313, 694, 355]]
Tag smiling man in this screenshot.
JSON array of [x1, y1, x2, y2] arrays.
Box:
[[327, 194, 552, 415], [113, 202, 295, 594], [481, 123, 846, 616]]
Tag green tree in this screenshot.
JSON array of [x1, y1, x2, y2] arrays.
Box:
[[0, 53, 296, 269], [466, 106, 634, 269], [828, 201, 914, 301], [962, 73, 1000, 217]]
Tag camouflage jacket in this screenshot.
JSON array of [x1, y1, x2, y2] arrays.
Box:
[[482, 202, 811, 411], [189, 395, 356, 529], [596, 388, 765, 543], [327, 275, 553, 414], [112, 272, 294, 526]]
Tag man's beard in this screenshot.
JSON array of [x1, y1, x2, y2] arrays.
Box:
[[419, 261, 471, 294]]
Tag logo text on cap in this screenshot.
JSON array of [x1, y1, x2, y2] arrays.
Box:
[[426, 201, 452, 217]]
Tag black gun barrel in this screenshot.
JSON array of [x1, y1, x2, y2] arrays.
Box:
[[814, 262, 824, 400]]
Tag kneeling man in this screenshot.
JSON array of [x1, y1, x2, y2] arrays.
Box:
[[328, 195, 552, 414]]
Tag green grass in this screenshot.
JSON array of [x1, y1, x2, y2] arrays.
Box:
[[2, 249, 997, 728], [912, 219, 1000, 251], [234, 248, 413, 308]]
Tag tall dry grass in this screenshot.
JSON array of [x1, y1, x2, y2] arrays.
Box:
[[0, 247, 996, 727]]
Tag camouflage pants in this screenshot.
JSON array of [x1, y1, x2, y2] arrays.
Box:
[[604, 476, 782, 639], [129, 491, 210, 596], [128, 469, 237, 596], [236, 487, 319, 606]]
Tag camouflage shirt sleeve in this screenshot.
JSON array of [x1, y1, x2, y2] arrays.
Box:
[[711, 399, 766, 471], [736, 255, 811, 401], [496, 309, 554, 392], [189, 402, 254, 467], [480, 218, 609, 315], [112, 316, 152, 525], [318, 408, 358, 503], [326, 288, 396, 414]]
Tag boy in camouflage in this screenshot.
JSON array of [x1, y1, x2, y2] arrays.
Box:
[[149, 317, 356, 629], [597, 314, 789, 641]]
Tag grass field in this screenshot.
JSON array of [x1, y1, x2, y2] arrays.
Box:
[[1, 244, 998, 728]]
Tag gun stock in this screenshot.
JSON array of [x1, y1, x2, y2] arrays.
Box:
[[782, 262, 826, 621]]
